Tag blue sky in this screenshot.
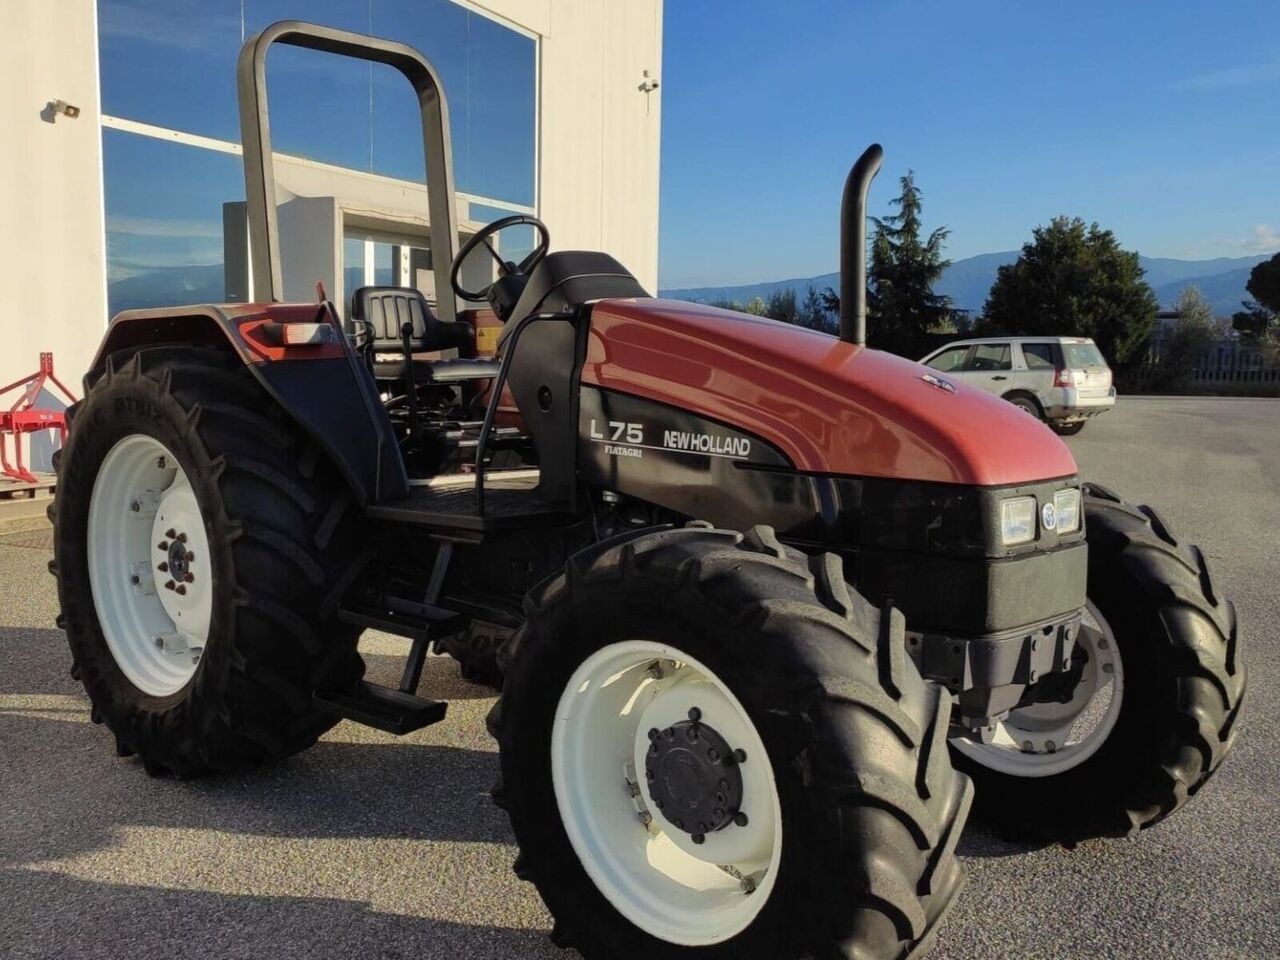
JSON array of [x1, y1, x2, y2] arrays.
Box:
[[657, 0, 1280, 289]]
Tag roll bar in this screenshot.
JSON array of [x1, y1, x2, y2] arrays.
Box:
[[839, 143, 884, 345], [236, 20, 459, 322]]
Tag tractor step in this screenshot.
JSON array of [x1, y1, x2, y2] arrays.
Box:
[[337, 597, 465, 641], [313, 680, 447, 735]]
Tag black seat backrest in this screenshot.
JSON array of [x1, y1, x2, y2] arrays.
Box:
[[350, 286, 471, 353]]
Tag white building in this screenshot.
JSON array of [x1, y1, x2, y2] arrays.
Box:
[[1, 0, 663, 472]]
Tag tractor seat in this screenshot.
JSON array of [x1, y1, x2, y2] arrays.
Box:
[[351, 286, 499, 383]]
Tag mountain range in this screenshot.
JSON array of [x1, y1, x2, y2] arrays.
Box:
[[659, 252, 1273, 317], [107, 252, 1273, 319]]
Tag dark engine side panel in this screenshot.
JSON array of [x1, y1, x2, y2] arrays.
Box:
[[579, 385, 1086, 636]]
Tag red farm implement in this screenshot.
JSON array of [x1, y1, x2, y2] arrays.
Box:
[[1, 352, 76, 483]]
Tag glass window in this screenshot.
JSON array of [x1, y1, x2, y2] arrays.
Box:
[[103, 129, 244, 317], [1022, 342, 1057, 370], [99, 0, 537, 206], [926, 346, 969, 373], [1063, 342, 1107, 369], [968, 343, 1012, 371]]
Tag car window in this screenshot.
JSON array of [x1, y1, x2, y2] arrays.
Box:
[[926, 346, 969, 372], [1021, 342, 1056, 370], [1063, 342, 1106, 368], [967, 343, 1011, 371]]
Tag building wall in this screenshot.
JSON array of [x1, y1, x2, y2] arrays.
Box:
[[0, 0, 106, 471], [0, 0, 663, 474]]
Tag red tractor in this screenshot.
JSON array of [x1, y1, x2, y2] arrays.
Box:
[[50, 22, 1244, 960]]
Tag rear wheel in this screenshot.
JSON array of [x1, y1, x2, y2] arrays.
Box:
[[51, 346, 365, 775], [488, 525, 972, 959], [950, 488, 1245, 842], [1004, 393, 1042, 419], [1051, 420, 1086, 436]]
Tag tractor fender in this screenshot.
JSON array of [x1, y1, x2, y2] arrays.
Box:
[[86, 303, 408, 505]]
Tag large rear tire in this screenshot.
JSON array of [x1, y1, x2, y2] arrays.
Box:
[[488, 524, 972, 960], [950, 486, 1245, 842], [50, 346, 365, 775]]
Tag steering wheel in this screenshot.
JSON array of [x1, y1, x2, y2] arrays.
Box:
[[449, 214, 551, 302]]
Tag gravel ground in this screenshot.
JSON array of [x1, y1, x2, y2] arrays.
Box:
[[1, 396, 1277, 959]]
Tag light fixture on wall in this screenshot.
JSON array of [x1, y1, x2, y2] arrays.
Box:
[[43, 99, 81, 122]]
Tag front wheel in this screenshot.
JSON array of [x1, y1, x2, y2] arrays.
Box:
[[949, 487, 1245, 842], [488, 525, 972, 960]]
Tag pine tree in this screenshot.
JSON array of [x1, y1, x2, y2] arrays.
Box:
[[867, 172, 953, 357]]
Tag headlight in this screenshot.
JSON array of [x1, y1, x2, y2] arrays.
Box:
[[1000, 496, 1037, 545], [1054, 488, 1081, 533]]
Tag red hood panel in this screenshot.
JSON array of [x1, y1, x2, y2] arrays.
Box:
[[583, 299, 1078, 486]]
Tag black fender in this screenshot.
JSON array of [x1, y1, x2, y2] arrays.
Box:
[[86, 304, 409, 505]]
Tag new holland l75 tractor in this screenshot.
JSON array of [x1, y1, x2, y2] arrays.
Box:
[[50, 22, 1244, 960]]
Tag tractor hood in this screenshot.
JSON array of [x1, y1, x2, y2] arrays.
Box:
[[582, 299, 1078, 487]]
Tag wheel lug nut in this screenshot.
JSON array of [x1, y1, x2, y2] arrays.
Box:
[[691, 832, 705, 845], [175, 585, 187, 596], [734, 812, 749, 827], [688, 707, 702, 722], [184, 551, 195, 562], [157, 541, 169, 551], [184, 573, 194, 583], [164, 580, 175, 590], [130, 574, 140, 585], [157, 562, 168, 572], [165, 528, 176, 539], [177, 532, 187, 543], [732, 748, 747, 764]]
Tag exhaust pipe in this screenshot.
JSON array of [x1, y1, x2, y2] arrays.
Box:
[[839, 143, 884, 345]]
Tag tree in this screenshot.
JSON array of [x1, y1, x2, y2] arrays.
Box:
[[865, 171, 952, 357], [980, 217, 1158, 364], [1245, 252, 1280, 315], [1233, 253, 1280, 343], [764, 288, 798, 324], [1154, 286, 1219, 389]]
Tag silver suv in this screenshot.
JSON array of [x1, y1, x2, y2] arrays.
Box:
[[920, 336, 1116, 435]]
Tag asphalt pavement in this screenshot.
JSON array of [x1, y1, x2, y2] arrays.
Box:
[[2, 396, 1277, 959]]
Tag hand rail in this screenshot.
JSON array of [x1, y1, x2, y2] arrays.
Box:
[[472, 313, 548, 515]]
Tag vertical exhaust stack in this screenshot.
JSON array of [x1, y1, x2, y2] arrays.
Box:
[[839, 143, 884, 345]]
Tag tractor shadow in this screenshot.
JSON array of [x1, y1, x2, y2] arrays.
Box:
[[1, 626, 510, 867], [955, 821, 1052, 859], [0, 868, 562, 960]]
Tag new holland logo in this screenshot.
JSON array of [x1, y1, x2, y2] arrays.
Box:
[[920, 373, 957, 394], [1042, 502, 1057, 531]]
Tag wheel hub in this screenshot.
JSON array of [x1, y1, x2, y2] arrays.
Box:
[[644, 709, 747, 842]]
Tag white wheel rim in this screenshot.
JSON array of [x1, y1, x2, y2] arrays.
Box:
[[952, 603, 1124, 777], [551, 640, 782, 945], [87, 434, 213, 697]]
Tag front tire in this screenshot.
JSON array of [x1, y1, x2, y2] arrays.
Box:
[[488, 525, 972, 960], [950, 487, 1245, 842], [51, 347, 365, 775]]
